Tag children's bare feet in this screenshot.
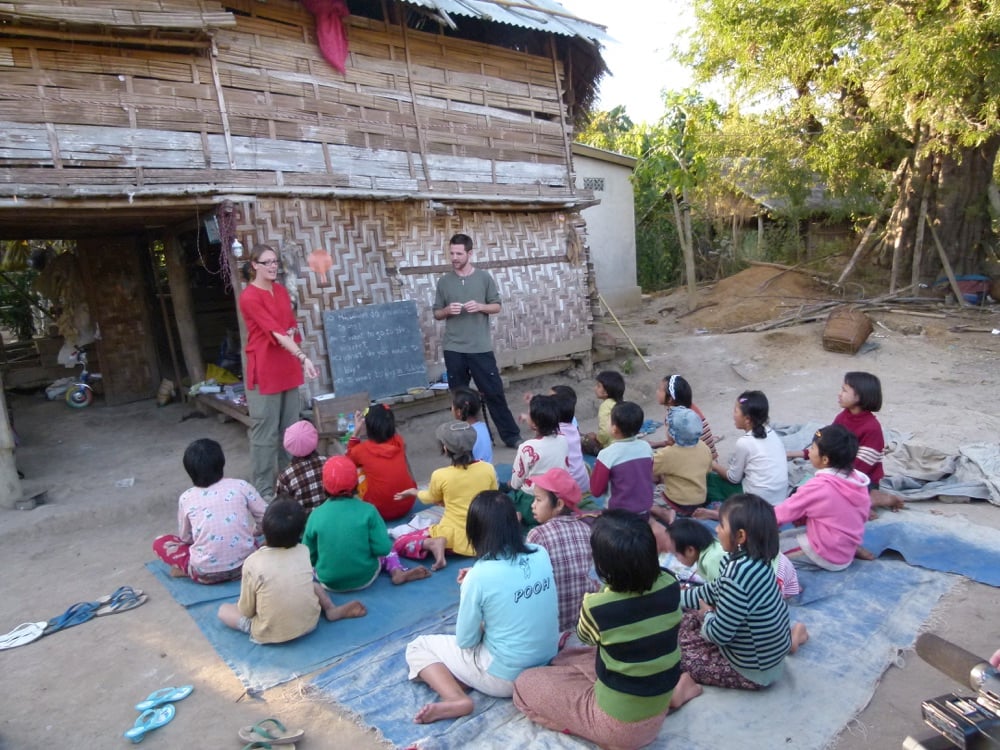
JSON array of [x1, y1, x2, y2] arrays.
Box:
[[790, 622, 810, 654], [669, 673, 703, 709], [414, 697, 474, 724], [168, 566, 188, 578], [424, 537, 447, 571], [855, 546, 876, 561], [325, 600, 367, 621], [391, 566, 432, 585], [650, 504, 676, 526], [692, 508, 719, 521]]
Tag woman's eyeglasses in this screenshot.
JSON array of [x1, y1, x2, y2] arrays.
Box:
[[256, 259, 279, 267]]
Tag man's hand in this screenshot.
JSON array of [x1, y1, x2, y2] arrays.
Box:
[[462, 300, 482, 314], [448, 302, 463, 316]]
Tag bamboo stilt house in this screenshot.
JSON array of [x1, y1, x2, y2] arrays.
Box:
[[0, 0, 608, 404]]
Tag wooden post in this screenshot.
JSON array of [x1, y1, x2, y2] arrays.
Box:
[[164, 234, 205, 384], [925, 215, 967, 306], [0, 371, 22, 509], [911, 192, 928, 292], [836, 158, 909, 287]]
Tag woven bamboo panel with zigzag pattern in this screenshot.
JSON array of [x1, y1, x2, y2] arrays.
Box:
[[234, 198, 592, 396]]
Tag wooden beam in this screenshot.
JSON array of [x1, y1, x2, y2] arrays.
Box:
[[400, 20, 434, 189], [164, 234, 206, 384], [549, 36, 575, 193], [0, 370, 22, 509], [924, 214, 967, 307], [209, 38, 237, 169]]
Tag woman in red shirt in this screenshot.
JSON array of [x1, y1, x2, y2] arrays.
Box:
[[238, 244, 318, 498]]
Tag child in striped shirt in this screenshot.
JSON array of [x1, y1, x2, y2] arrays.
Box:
[[679, 494, 808, 689]]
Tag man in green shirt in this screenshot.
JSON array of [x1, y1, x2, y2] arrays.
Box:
[[434, 233, 521, 448]]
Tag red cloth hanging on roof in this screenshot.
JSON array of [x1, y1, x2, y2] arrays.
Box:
[[302, 0, 350, 73]]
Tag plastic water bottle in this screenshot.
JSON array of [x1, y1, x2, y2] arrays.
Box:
[[337, 412, 347, 435], [345, 414, 355, 442]]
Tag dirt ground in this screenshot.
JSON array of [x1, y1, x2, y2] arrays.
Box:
[[2, 266, 999, 750]]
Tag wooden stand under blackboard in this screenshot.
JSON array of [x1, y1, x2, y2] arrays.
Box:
[[323, 301, 428, 400]]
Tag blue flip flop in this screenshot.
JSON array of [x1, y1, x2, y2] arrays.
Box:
[[95, 587, 148, 617], [135, 684, 194, 711], [96, 586, 144, 607], [42, 601, 99, 635], [124, 704, 175, 743]]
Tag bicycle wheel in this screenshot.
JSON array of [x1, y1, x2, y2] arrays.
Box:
[[66, 385, 93, 408]]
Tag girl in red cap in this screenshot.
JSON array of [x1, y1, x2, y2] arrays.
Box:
[[527, 468, 600, 632]]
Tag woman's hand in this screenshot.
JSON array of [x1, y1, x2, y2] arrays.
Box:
[[302, 357, 318, 380]]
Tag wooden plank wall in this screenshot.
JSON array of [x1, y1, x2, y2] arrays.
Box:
[[230, 197, 591, 398], [0, 0, 575, 201]]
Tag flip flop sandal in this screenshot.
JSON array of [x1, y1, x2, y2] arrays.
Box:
[[134, 684, 194, 712], [242, 743, 296, 750], [124, 704, 175, 743], [42, 601, 99, 635], [0, 621, 47, 650], [238, 718, 305, 745], [95, 589, 148, 617], [95, 586, 144, 607]]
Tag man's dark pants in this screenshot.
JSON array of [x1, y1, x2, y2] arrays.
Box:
[[443, 350, 521, 447]]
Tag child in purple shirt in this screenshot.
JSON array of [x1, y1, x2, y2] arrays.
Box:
[[590, 402, 655, 516]]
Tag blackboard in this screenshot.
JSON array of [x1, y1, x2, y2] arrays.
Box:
[[323, 301, 428, 400]]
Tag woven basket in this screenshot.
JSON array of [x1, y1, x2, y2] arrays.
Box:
[[822, 307, 873, 354]]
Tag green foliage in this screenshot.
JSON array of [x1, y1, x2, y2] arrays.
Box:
[[0, 269, 39, 341], [687, 0, 1000, 189]]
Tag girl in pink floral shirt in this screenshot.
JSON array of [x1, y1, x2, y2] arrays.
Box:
[[153, 439, 267, 583]]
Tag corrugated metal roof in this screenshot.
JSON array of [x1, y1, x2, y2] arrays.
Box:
[[402, 0, 607, 43]]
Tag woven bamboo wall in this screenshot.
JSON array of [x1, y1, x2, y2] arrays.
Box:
[[230, 197, 592, 396], [0, 0, 576, 202]]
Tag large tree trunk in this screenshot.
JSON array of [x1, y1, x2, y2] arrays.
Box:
[[887, 134, 1000, 282]]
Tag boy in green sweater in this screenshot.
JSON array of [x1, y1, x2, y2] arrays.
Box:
[[304, 456, 430, 591]]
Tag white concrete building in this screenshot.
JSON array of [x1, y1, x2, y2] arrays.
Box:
[[572, 142, 641, 311]]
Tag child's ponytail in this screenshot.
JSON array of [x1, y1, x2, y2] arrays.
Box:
[[737, 390, 770, 440], [451, 386, 481, 422]]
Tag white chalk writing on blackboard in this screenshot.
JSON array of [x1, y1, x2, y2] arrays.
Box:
[[323, 301, 428, 400]]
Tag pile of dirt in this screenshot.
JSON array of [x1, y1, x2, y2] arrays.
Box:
[[685, 265, 832, 332]]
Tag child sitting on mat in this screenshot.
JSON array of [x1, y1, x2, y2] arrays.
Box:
[[679, 494, 808, 691], [651, 516, 800, 598], [775, 424, 871, 571], [581, 370, 624, 456], [394, 421, 498, 570], [513, 510, 701, 749], [218, 498, 366, 643], [649, 373, 718, 460], [701, 390, 788, 518], [651, 406, 713, 520], [153, 438, 266, 584], [346, 403, 417, 521], [305, 456, 430, 591], [405, 491, 558, 724], [274, 420, 327, 515], [526, 468, 600, 632], [551, 385, 590, 495], [590, 402, 655, 516], [451, 386, 492, 464], [508, 394, 569, 527]]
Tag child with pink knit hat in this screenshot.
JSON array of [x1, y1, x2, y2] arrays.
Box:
[[275, 420, 327, 514]]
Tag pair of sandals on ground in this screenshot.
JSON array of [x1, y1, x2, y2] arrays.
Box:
[[0, 584, 148, 650], [127, 690, 303, 749]]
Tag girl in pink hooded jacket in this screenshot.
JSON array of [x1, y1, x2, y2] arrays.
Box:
[[775, 424, 871, 571]]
